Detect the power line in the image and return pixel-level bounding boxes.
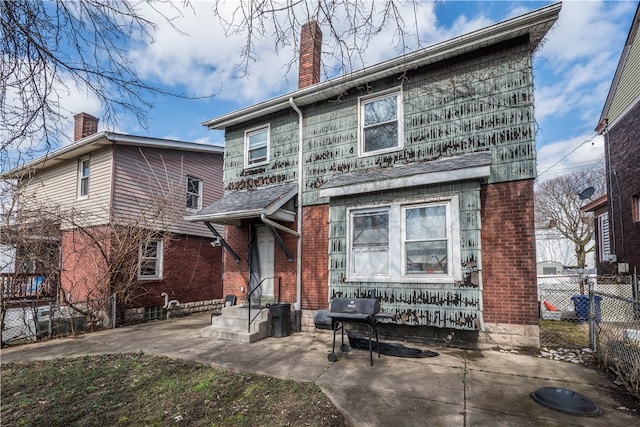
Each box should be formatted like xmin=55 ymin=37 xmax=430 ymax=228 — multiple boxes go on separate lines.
xmin=536 ymin=134 xmax=600 ymax=180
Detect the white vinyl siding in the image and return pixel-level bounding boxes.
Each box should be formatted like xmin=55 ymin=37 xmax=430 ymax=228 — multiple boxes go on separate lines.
xmin=17 ymin=148 xmax=112 ymax=228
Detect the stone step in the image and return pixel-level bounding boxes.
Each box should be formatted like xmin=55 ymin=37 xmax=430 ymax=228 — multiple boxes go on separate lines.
xmin=201 ymin=305 xmax=271 ymax=343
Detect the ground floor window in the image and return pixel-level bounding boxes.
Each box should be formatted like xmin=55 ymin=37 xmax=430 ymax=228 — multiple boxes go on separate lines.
xmin=347 ymin=197 xmax=460 ymax=283
xmin=138 ymin=239 xmax=163 ymax=280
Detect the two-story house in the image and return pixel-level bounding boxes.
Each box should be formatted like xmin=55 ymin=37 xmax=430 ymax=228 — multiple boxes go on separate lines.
xmin=188 ymin=4 xmax=561 ymax=349
xmin=2 ymin=113 xmax=225 ymax=323
xmin=592 ymin=2 xmax=640 ymax=279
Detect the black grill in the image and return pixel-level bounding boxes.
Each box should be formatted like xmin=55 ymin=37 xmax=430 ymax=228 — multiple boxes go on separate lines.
xmin=327 ymin=297 xmax=381 ymax=366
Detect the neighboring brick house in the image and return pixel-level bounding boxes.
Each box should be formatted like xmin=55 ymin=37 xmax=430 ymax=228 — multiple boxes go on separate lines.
xmin=2 ymin=113 xmax=225 ymax=321
xmin=188 ymin=4 xmax=561 ymax=349
xmin=594 ymin=3 xmax=640 ymax=278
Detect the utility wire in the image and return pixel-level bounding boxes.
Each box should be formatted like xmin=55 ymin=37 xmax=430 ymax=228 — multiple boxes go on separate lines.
xmin=536 ymin=134 xmax=599 ymax=180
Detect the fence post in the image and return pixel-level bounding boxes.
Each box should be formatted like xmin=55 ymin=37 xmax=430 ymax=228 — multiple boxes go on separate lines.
xmin=48 ymin=300 xmax=53 ymax=339
xmin=112 ymin=294 xmax=117 ymax=328
xmin=589 ymin=279 xmax=596 ymax=350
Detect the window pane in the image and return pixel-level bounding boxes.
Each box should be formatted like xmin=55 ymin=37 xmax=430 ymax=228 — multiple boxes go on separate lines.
xmin=248 ymin=146 xmax=267 ymax=162
xmin=81 ymin=159 xmax=90 ymax=177
xmin=80 ymin=177 xmax=89 ymax=197
xmin=142 ymin=241 xmax=158 ymax=258
xmin=353 ymin=211 xmax=388 ymax=245
xmin=351 ymin=210 xmax=389 ymax=276
xmin=364 ymin=122 xmax=398 ymax=152
xmin=352 ymin=247 xmax=389 ymax=275
xmin=406 ymin=206 xmax=446 ymax=240
xmin=248 ymin=131 xmax=267 ymax=150
xmin=139 ymin=260 xmax=157 ymax=276
xmin=364 ymin=96 xmax=397 ymax=126
xmin=187 ymin=194 xmax=198 ymax=209
xmin=187 ymin=178 xmax=200 ymax=194
xmin=405 ymin=241 xmax=447 ymax=274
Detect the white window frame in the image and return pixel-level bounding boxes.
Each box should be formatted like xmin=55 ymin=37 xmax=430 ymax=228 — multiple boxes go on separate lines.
xmin=186 ymin=176 xmax=203 ymax=211
xmin=244 ymin=124 xmax=270 ymax=168
xmin=346 ymin=197 xmax=461 ymax=283
xmin=597 ymin=212 xmax=611 ymax=261
xmin=138 ymin=239 xmax=163 ymax=280
xmin=349 ymin=207 xmax=391 ymax=278
xmin=358 ymin=87 xmax=404 ymax=157
xmin=77 ymin=157 xmax=90 ymax=199
xmin=633 ymin=195 xmax=640 ymax=223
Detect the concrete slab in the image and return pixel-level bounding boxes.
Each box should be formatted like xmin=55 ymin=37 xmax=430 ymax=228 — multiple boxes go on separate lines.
xmin=1 ymin=311 xmax=639 ymax=427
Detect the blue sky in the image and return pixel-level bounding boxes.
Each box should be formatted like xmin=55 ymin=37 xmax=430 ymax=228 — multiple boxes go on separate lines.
xmin=57 ymin=0 xmax=638 ymax=182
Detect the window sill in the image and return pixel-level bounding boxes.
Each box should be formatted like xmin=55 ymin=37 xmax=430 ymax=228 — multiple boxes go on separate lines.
xmin=346 ymin=276 xmax=457 ymax=285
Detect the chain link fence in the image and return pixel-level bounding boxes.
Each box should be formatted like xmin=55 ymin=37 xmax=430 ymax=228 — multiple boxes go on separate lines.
xmin=538 ymin=274 xmax=593 ymax=349
xmin=1 ymin=295 xmax=116 ymax=347
xmin=591 ymin=275 xmax=640 ymax=399
xmin=538 ymin=273 xmax=639 ymax=399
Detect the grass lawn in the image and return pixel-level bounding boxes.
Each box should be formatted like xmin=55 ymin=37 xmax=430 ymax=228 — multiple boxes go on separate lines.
xmin=1 ymin=353 xmax=348 ymax=426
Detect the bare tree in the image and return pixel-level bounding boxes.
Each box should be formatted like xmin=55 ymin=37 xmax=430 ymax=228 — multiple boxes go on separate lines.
xmin=1 ymin=0 xmax=189 ymax=162
xmin=211 ymin=0 xmax=425 ymax=78
xmin=535 ymin=169 xmax=606 ymax=269
xmin=2 ymin=0 xmax=429 ymax=166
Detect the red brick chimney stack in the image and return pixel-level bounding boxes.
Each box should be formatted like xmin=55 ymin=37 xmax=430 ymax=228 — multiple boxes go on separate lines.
xmin=73 ymin=112 xmax=99 ymax=141
xmin=298 ymin=21 xmax=322 ymax=89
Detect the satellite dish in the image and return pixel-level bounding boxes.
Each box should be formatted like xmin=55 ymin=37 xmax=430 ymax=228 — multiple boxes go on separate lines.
xmin=576 ymin=186 xmax=595 ymax=200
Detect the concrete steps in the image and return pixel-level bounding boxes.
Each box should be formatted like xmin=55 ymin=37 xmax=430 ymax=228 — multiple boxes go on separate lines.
xmin=201 ymin=305 xmax=271 ymax=343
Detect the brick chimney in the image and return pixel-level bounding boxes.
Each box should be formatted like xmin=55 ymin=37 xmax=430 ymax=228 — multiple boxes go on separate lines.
xmin=73 ymin=112 xmax=99 ymax=141
xmin=298 ymin=21 xmax=322 ymax=89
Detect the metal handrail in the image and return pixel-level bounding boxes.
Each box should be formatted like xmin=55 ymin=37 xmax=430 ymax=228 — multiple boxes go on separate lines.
xmin=246 ymin=277 xmax=273 ymax=333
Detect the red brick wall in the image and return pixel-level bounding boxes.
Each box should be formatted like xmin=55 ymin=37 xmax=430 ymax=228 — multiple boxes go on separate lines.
xmin=221 ymin=222 xmax=251 ymax=302
xmin=61 ymin=228 xmax=222 ymax=308
xmin=481 ymin=179 xmax=538 ymax=325
xmin=221 ymin=205 xmax=329 ymax=309
xmin=606 ymin=100 xmax=640 ymax=274
xmin=134 ymin=234 xmax=223 ymax=308
xmin=60 ymin=227 xmax=111 ymax=303
xmin=301 ymin=205 xmax=329 ymax=309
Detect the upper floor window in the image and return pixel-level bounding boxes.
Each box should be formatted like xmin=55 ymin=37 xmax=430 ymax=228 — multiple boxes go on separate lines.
xmin=77 ymin=157 xmax=90 ymax=199
xmin=359 ymin=89 xmax=403 ymax=156
xmin=245 ymin=124 xmax=270 ymax=167
xmin=347 ymin=198 xmax=460 ymax=282
xmin=186 ymin=176 xmax=202 ymax=210
xmin=138 ymin=239 xmax=163 ymax=280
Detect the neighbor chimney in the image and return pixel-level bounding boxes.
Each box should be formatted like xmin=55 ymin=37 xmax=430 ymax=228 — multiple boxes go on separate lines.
xmin=298 ymin=21 xmax=322 ymax=89
xmin=73 ymin=112 xmax=99 ymax=141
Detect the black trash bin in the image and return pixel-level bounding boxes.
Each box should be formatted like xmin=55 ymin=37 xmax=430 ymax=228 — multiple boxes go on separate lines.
xmin=268 ymin=303 xmax=291 ymax=337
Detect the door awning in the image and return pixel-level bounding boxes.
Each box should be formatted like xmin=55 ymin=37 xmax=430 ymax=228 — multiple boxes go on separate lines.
xmin=185 ymin=183 xmax=298 ymax=226
xmin=318 ymin=152 xmax=493 ymax=198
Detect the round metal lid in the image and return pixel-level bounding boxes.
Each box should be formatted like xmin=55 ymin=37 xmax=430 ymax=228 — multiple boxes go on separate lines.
xmin=530 ymin=387 xmax=602 ymax=416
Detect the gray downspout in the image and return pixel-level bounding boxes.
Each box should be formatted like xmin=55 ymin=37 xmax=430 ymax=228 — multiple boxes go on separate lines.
xmin=289 ymin=97 xmax=303 ymax=326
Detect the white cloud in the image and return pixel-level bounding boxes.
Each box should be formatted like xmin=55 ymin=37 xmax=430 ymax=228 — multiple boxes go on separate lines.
xmin=534 ymin=0 xmax=635 ymax=124
xmin=537 ymin=133 xmax=605 ymax=182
